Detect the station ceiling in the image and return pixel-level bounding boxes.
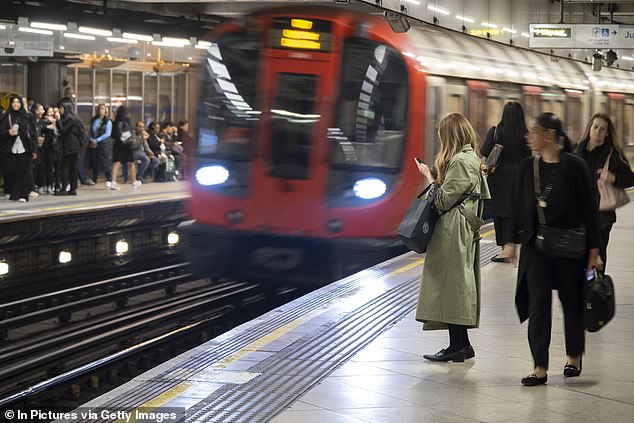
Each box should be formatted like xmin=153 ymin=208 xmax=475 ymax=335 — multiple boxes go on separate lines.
xmin=5 ymin=1 xmax=634 ymax=68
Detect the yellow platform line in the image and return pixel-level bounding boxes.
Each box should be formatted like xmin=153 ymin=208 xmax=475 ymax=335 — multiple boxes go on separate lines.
xmin=120 ymin=223 xmax=498 ymax=411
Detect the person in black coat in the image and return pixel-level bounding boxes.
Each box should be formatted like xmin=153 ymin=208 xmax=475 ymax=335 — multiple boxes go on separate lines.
xmin=509 ymin=113 xmax=601 ymax=386
xmin=481 ymin=101 xmax=531 ymax=262
xmin=0 ymin=95 xmax=37 ymax=201
xmin=110 ymin=105 xmax=137 ymax=189
xmin=55 ymin=97 xmax=82 ymax=195
xmin=574 ymin=113 xmax=634 ymax=269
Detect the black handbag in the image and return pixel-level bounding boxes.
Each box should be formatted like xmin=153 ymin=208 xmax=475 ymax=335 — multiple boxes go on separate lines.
xmin=584 ymin=271 xmax=615 ymax=332
xmin=532 ymin=157 xmax=586 ymax=259
xmin=397 ymin=185 xmax=439 ymax=254
xmin=484 ymin=127 xmax=504 ymax=174
xmin=397 ymin=182 xmax=479 ymax=254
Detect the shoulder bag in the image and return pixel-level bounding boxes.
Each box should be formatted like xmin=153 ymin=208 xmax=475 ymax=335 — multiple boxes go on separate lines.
xmin=484 ymin=127 xmax=504 ymax=174
xmin=397 ymin=181 xmax=479 ymax=254
xmin=532 ymin=156 xmax=586 ymax=259
xmin=584 ymin=270 xmax=615 ymax=332
xmin=597 ymin=149 xmax=630 ymax=211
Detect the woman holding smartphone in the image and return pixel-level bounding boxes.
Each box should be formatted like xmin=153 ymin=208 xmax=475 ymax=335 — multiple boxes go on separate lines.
xmin=414 ymin=113 xmax=490 ymax=362
xmin=510 ymin=112 xmax=601 ymax=386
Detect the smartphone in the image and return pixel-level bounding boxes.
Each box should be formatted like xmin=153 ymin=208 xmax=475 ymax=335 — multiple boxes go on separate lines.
xmin=415 ymin=157 xmax=424 ymax=164
xmin=585 ymin=267 xmax=595 ymax=281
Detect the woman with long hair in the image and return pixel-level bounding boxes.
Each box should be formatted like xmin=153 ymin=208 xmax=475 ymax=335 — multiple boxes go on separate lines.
xmin=415 ymin=113 xmax=490 ymax=362
xmin=575 ymin=113 xmax=633 ymax=268
xmin=511 ymin=112 xmax=601 ymax=386
xmin=111 ymin=105 xmax=138 ymax=190
xmin=481 ymin=101 xmax=531 ymax=262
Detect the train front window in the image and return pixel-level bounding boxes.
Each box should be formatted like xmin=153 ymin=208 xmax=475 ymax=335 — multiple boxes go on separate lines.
xmin=331 ymin=39 xmax=408 ymax=170
xmin=270 ymin=73 xmax=317 ymax=179
xmin=197 ymin=34 xmax=259 ymax=158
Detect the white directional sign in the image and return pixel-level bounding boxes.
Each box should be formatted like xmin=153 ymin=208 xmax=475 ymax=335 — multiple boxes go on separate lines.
xmin=530 ymin=24 xmax=634 ymax=49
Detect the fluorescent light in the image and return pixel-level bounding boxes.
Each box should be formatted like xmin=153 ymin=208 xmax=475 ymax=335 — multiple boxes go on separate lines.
xmin=0 ymin=24 xmax=7 ymax=30
xmin=31 ymin=21 xmax=67 ymax=31
xmin=107 ymin=37 xmax=137 ymax=44
xmin=482 ymin=22 xmax=498 ymax=29
xmin=404 ymin=0 xmax=421 ymax=5
xmin=155 ymin=37 xmax=190 ymax=46
xmin=621 ymin=56 xmax=634 ymax=61
xmin=428 ymin=5 xmax=449 ymax=15
xmin=456 ymin=15 xmax=475 ymax=23
xmin=78 ymin=26 xmax=112 ymax=37
xmin=521 ymin=32 xmax=531 ymax=38
xmin=64 ymin=32 xmax=95 ymax=40
xmin=122 ymin=32 xmax=153 ymax=42
xmin=503 ymin=27 xmax=517 ymax=34
xmin=195 ymin=41 xmax=212 ymax=49
xmin=19 ymin=27 xmax=53 ymax=35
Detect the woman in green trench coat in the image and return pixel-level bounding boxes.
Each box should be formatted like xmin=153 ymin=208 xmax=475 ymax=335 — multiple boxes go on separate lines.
xmin=415 ymin=113 xmax=490 ymax=362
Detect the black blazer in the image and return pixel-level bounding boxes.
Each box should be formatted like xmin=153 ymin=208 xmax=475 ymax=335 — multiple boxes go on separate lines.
xmin=511 ymin=152 xmax=600 ymax=249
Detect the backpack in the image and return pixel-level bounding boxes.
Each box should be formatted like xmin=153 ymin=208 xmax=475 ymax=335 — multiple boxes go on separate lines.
xmin=74 ymin=117 xmax=90 ymax=149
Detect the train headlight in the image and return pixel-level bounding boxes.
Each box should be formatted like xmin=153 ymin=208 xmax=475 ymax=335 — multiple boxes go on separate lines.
xmin=0 ymin=261 xmax=8 ymax=276
xmin=195 ymin=165 xmax=229 ymax=186
xmin=352 ymin=178 xmax=387 ymax=200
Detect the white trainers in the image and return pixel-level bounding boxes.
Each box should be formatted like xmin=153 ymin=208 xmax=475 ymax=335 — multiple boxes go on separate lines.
xmin=109 ymin=182 xmax=120 ymax=191
xmin=132 ymin=180 xmax=142 ymax=189
xmin=29 ymin=191 xmax=39 ymax=198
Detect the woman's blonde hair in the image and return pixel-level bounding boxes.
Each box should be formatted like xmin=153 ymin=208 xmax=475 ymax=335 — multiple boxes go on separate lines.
xmin=434 ymin=113 xmax=480 ymax=184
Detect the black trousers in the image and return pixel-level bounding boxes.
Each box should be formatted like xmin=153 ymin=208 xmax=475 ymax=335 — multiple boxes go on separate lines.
xmin=524 ymin=244 xmax=585 ymax=370
xmin=599 ymin=222 xmax=613 ymax=269
xmin=9 ymin=153 xmax=33 ymax=201
xmin=61 ymin=153 xmax=78 ymax=192
xmin=89 ymin=138 xmax=113 ymax=182
xmin=493 ymin=216 xmax=514 ymax=246
xmin=1 ymin=153 xmax=15 ymax=195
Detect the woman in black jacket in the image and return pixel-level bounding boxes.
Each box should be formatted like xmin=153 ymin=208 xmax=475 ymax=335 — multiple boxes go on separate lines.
xmin=510 ymin=113 xmax=601 ymax=386
xmin=481 ymin=101 xmax=531 ymax=262
xmin=110 ymin=106 xmax=137 ymax=190
xmin=0 ymin=95 xmax=36 ymax=201
xmin=55 ymin=97 xmax=82 ymax=195
xmin=575 ymin=113 xmax=634 ymax=268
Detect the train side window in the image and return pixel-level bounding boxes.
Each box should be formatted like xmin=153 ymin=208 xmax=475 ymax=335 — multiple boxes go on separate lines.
xmin=623 ymin=103 xmax=634 ymax=145
xmin=197 ymin=34 xmax=259 ymax=158
xmin=331 ymin=39 xmax=408 ymax=169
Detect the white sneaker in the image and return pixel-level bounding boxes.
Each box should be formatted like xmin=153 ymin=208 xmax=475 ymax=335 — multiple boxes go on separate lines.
xmin=106 ymin=181 xmax=112 ymax=189
xmin=29 ymin=191 xmax=39 ymax=198
xmin=132 ymin=180 xmax=142 ymax=189
xmin=109 ymin=182 xmax=120 ymax=191
xmin=18 ymin=198 xmax=27 ymax=202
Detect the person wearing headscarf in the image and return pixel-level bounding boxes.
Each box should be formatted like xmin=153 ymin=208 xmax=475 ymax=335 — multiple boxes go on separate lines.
xmin=0 ymin=95 xmax=37 ymax=201
xmin=110 ymin=105 xmax=139 ymax=190
xmin=55 ymin=97 xmax=82 ymax=195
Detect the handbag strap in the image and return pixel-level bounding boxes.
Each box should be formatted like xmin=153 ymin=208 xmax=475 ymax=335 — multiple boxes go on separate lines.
xmin=533 ymin=156 xmax=559 ymax=225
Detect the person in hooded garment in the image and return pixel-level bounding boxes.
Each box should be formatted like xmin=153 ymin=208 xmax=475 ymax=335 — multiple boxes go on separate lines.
xmin=110 ymin=105 xmax=138 ymax=190
xmin=0 ymin=95 xmax=37 ymax=201
xmin=55 ymin=97 xmax=82 ymax=195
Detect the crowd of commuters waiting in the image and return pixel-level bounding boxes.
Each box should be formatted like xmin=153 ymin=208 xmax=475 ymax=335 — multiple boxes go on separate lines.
xmin=0 ymin=95 xmax=189 ymax=202
xmin=415 ymin=103 xmax=633 ymax=388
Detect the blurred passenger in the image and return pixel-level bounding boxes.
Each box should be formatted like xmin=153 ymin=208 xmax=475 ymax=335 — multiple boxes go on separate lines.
xmin=111 ymin=105 xmax=137 ymax=190
xmin=482 ymin=101 xmax=531 ymax=263
xmin=89 ymin=104 xmax=114 ymax=187
xmin=176 ymin=120 xmax=190 ymax=179
xmin=575 ymin=113 xmax=634 ymax=268
xmin=55 ymin=97 xmax=82 ymax=195
xmin=33 ymin=103 xmax=53 ymax=193
xmin=51 ymin=107 xmax=63 ymax=192
xmin=41 ymin=106 xmax=60 ymax=193
xmin=415 ymin=113 xmax=490 ymax=362
xmin=0 ymin=95 xmax=37 ymax=201
xmin=510 ymin=112 xmax=601 ymax=386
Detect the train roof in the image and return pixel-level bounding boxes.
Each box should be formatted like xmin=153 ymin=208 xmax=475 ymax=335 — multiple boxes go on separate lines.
xmin=407 ymin=21 xmax=633 ymax=94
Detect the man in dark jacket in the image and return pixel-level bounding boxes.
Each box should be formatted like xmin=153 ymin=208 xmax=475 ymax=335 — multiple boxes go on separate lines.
xmin=55 ymin=97 xmax=82 ymax=195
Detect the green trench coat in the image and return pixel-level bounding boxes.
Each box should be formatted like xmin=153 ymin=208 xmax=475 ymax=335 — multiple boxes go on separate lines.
xmin=415 ymin=145 xmax=491 ymax=330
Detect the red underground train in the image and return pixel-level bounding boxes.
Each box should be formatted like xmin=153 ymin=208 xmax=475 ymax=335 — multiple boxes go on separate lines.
xmin=182 ymin=5 xmax=634 ymax=284
xmin=182 ymin=6 xmax=423 ymax=284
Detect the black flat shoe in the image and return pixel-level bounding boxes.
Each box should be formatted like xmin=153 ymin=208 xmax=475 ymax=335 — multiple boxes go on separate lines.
xmin=491 ymin=256 xmax=511 ymax=263
xmin=464 ymin=345 xmax=475 ymax=360
xmin=423 ymin=348 xmax=465 ymax=362
xmin=521 ymin=373 xmax=548 ymax=386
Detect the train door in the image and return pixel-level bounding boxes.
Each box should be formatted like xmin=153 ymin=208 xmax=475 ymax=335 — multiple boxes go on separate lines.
xmin=425 ymin=76 xmax=447 ymax=161
xmin=255 ymin=56 xmax=332 ymax=233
